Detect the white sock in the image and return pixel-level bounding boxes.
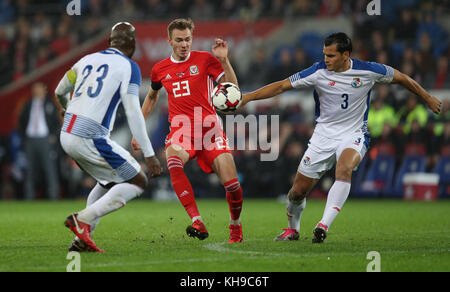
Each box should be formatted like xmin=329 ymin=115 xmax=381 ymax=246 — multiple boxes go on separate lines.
xmin=75 ymin=183 xmax=108 ymax=241
xmin=286 ymin=195 xmax=306 ymax=232
xmin=77 ymin=183 xmax=143 ymax=224
xmin=86 ymin=183 xmax=108 ymax=234
xmin=230 ymin=218 xmax=241 ymax=225
xmin=320 ymin=179 xmax=351 ymax=228
xmin=192 ymin=216 xmax=203 ymax=223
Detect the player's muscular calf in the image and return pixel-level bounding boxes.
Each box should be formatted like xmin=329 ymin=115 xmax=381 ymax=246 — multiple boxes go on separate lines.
xmin=212 ymin=153 xmax=238 ymax=184
xmin=289 ymin=172 xmax=318 ymax=201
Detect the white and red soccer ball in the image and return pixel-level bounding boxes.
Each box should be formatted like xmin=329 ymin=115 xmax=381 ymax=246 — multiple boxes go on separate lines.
xmin=211 ymin=82 xmax=242 ymax=113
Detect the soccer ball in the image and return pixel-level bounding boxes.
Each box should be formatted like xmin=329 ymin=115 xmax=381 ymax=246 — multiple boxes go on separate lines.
xmin=211 ymin=82 xmax=242 ymax=113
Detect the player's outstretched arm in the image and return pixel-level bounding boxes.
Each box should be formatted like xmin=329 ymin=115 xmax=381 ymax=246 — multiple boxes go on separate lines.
xmin=391 ymin=69 xmax=442 ymax=114
xmin=239 ymin=78 xmax=293 ymax=108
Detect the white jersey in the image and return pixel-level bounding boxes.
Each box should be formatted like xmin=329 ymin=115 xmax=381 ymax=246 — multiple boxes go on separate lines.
xmin=289 ymin=58 xmax=394 ymax=140
xmin=56 ymin=47 xmax=155 ymax=159
xmin=66 ymin=48 xmax=141 ymax=133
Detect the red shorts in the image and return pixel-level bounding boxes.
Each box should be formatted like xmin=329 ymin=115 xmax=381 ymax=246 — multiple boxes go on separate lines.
xmin=165 ymin=126 xmax=231 ymax=173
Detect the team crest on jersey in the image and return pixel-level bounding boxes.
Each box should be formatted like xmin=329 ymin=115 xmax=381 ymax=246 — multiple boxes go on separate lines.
xmin=354 ymin=137 xmax=361 ymax=146
xmin=189 ymin=65 xmax=199 ymax=75
xmin=351 ymin=78 xmax=362 ymax=88
xmin=303 ymin=156 xmax=311 ymax=166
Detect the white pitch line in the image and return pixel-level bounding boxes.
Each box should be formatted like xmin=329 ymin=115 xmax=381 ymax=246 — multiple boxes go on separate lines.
xmin=0 ymin=257 xmax=233 ymax=272
xmin=203 ymin=239 xmax=450 ymax=259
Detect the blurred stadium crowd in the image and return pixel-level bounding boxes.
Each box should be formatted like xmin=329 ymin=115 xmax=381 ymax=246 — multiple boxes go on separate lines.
xmin=0 ymin=0 xmax=449 ymax=200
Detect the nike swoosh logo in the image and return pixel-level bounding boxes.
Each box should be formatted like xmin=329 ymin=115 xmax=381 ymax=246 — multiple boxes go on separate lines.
xmin=72 ymin=215 xmax=84 ymax=235
xmin=76 ymin=226 xmax=84 ymax=235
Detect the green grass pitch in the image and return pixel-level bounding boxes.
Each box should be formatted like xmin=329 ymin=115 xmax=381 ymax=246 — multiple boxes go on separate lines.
xmin=0 ymin=198 xmax=448 ymax=272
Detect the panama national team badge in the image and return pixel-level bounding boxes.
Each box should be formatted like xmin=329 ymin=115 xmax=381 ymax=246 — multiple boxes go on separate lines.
xmin=351 ymin=77 xmax=362 ymax=88
xmin=303 ymin=156 xmax=311 ymax=166
xmin=189 ymin=65 xmax=199 ymax=75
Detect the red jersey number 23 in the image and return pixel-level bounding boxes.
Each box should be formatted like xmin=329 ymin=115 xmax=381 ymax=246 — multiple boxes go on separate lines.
xmin=173 ymin=81 xmax=191 ymax=98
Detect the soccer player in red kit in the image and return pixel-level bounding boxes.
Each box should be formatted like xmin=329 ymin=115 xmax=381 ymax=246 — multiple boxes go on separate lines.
xmin=132 ymin=18 xmax=243 ymax=243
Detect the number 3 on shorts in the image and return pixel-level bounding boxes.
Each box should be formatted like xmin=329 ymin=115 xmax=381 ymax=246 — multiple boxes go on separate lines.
xmin=341 ymin=93 xmax=349 ymax=109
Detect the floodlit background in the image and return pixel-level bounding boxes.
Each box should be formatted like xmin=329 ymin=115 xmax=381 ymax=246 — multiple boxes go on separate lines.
xmin=0 ymin=0 xmax=449 ymax=201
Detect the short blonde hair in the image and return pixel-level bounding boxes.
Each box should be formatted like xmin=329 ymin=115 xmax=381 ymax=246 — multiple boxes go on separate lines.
xmin=167 ymin=18 xmax=194 ymax=39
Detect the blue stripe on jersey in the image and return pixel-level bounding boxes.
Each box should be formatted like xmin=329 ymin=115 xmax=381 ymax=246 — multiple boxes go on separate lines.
xmin=129 ymin=60 xmax=141 ymax=86
xmin=313 ymin=90 xmax=320 ymax=119
xmin=352 ymin=59 xmax=387 ymax=75
xmin=362 ymin=90 xmax=371 ymax=150
xmin=364 ymin=90 xmax=372 ymax=122
xmin=100 ymin=48 xmax=142 ymax=87
xmin=290 ymin=61 xmax=326 ymax=83
xmin=93 ymin=138 xmax=139 ymax=180
xmin=93 ymin=138 xmax=126 ymax=169
xmin=363 ymin=132 xmax=370 ymax=150
xmin=102 ymin=84 xmax=121 ymax=129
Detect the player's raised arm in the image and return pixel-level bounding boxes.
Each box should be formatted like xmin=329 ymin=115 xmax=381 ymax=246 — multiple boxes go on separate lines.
xmin=240 ymin=78 xmax=293 ymax=108
xmin=391 ymin=68 xmax=442 ymax=114
xmin=212 ymin=38 xmax=238 ymax=86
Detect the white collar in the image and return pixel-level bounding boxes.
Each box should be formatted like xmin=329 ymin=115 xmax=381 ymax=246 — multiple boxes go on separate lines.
xmin=170 ymin=52 xmax=191 ymax=63
xmin=108 ymin=47 xmax=125 ymax=56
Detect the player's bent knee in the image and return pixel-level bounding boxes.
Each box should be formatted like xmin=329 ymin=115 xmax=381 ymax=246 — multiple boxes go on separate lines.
xmin=335 ymin=165 xmax=353 ymax=180
xmin=166 ymin=145 xmax=189 ymax=164
xmin=128 ymin=171 xmax=148 ymax=190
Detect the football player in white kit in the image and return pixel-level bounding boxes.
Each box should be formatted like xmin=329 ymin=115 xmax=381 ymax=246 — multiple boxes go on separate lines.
xmin=55 ymin=23 xmax=163 ymax=252
xmin=240 ymin=33 xmax=442 ymax=243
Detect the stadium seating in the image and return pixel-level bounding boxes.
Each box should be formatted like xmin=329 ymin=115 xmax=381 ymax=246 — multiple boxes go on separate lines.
xmin=434 ymin=156 xmax=450 ymax=198
xmin=297 ymin=32 xmax=324 ymax=62
xmin=404 ymin=142 xmax=426 ymax=156
xmin=391 ymin=155 xmax=427 ymax=197
xmin=350 ymin=156 xmax=368 ymax=196
xmin=391 ymin=42 xmax=405 ymax=64
xmin=358 ymin=155 xmax=396 ymax=197
xmin=270 ymin=45 xmax=295 ymax=66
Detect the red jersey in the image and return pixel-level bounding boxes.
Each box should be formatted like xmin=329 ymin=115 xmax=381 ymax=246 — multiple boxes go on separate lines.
xmin=151 ymin=51 xmax=225 ymax=125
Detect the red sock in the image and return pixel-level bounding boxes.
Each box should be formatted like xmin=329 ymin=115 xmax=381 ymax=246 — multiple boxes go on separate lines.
xmin=167 ymin=156 xmax=200 ymax=220
xmin=224 ymin=178 xmax=243 ymax=222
